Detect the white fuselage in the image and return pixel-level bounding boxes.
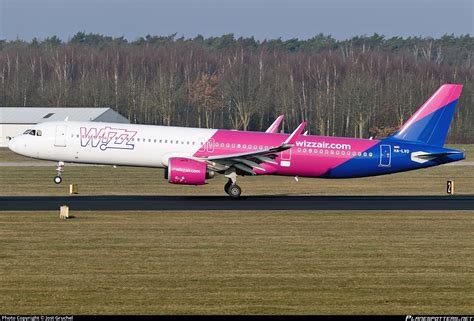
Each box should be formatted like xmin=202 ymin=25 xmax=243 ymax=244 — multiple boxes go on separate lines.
xmin=9 ymin=121 xmax=217 ymax=167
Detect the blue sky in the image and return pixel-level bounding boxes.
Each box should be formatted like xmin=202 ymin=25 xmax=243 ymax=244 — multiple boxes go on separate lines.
xmin=0 ymin=0 xmax=472 ymax=41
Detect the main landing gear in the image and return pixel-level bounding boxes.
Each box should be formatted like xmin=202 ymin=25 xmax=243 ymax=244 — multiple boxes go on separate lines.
xmin=224 ymin=169 xmax=241 ymax=199
xmin=53 ymin=161 xmax=64 ymax=184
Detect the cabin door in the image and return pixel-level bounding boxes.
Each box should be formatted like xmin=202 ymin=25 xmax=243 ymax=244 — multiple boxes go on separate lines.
xmin=54 ymin=125 xmax=67 ymax=147
xmin=379 ymin=144 xmax=391 ymax=167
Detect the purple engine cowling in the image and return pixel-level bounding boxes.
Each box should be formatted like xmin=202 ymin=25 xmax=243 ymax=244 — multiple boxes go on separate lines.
xmin=168 ymin=157 xmax=207 ymax=185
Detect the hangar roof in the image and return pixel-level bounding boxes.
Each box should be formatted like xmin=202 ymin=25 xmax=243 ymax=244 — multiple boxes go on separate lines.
xmin=0 ymin=107 xmax=129 ymax=124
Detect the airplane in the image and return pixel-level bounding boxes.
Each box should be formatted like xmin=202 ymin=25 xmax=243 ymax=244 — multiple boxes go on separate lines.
xmin=7 ymin=84 xmax=465 ymax=198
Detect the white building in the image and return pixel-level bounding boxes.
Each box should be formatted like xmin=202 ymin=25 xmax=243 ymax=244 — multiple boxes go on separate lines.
xmin=0 ymin=107 xmax=129 ymax=147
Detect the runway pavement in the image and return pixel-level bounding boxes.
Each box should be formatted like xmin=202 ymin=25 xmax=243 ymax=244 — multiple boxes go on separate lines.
xmin=0 ymin=195 xmax=473 ymax=211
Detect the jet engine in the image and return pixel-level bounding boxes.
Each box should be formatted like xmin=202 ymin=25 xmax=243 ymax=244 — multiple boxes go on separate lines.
xmin=167 ymin=157 xmax=210 ymax=185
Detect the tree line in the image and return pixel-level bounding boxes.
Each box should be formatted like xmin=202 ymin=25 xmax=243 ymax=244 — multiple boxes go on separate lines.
xmin=0 ymin=33 xmax=473 ymax=142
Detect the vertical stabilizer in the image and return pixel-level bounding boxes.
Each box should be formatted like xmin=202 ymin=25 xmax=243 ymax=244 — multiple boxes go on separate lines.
xmin=391 ymin=84 xmax=463 ymax=146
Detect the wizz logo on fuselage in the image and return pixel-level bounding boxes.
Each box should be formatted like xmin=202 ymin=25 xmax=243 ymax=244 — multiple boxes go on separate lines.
xmin=80 ymin=127 xmax=137 ymax=151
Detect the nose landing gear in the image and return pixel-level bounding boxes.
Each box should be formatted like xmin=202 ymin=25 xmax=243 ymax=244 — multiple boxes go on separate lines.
xmin=54 ymin=161 xmax=65 ymax=184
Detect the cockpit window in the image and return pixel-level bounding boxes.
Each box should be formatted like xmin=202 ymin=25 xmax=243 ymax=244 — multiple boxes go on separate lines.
xmin=36 ymin=130 xmax=42 ymax=136
xmin=23 ymin=129 xmax=31 ymax=134
xmin=28 ymin=130 xmax=36 ymax=136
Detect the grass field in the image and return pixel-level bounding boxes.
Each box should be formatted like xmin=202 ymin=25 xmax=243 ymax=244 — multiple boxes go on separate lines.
xmin=0 ymin=210 xmax=472 ymax=314
xmin=0 ymin=146 xmax=473 ymax=196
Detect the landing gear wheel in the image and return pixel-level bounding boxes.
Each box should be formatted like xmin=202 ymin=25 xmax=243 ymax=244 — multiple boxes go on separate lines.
xmin=224 ymin=180 xmax=232 ymax=194
xmin=228 ymin=184 xmax=241 ymax=199
xmin=54 ymin=161 xmax=65 ymax=185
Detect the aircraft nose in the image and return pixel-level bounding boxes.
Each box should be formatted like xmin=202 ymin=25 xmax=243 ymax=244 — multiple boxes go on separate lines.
xmin=8 ymin=137 xmax=19 ymax=153
xmin=8 ymin=137 xmax=16 ymax=151
xmin=8 ymin=136 xmax=23 ymax=155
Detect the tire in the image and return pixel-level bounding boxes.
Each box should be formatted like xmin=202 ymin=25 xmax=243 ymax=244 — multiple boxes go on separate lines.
xmin=228 ymin=184 xmax=241 ymax=199
xmin=54 ymin=176 xmax=62 ymax=184
xmin=224 ymin=180 xmax=232 ymax=194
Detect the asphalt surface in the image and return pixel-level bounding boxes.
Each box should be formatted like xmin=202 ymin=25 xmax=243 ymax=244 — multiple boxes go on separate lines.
xmin=0 ymin=195 xmax=473 ymax=211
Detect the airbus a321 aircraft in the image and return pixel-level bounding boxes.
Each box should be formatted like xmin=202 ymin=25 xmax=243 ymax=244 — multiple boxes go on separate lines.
xmin=8 ymin=84 xmax=465 ymax=198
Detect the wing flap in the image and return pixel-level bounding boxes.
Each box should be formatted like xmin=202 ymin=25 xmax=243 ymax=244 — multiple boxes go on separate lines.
xmin=232 ymin=158 xmax=265 ymax=171
xmin=233 ymin=163 xmax=257 ymax=175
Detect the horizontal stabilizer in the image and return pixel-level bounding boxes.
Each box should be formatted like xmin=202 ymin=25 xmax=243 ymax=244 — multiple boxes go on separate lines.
xmin=411 ymin=151 xmax=460 ymax=163
xmin=417 ymin=152 xmax=457 ymax=159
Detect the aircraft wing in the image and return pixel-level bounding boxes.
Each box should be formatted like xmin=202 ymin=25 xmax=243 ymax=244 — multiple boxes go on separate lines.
xmin=198 ymin=122 xmax=306 ymax=175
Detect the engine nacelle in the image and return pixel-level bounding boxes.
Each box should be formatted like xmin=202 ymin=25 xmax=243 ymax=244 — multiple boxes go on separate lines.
xmin=167 ymin=157 xmax=207 ymax=185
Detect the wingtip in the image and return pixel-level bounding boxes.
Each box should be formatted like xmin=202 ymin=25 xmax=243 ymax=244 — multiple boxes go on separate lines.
xmin=265 ymin=114 xmax=285 ymax=133
xmin=283 ymin=121 xmax=306 ymax=145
